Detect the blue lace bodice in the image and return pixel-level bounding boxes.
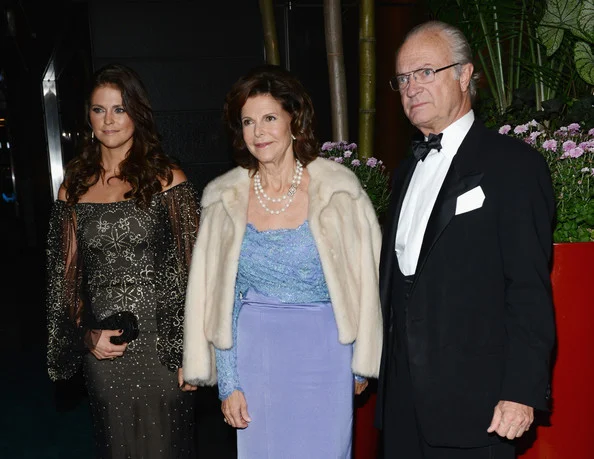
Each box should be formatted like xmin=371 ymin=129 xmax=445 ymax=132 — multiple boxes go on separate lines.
xmin=215 ymin=221 xmax=331 ymax=399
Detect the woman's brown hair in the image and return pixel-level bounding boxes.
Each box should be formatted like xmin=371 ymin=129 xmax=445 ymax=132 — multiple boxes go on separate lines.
xmin=223 ymin=64 xmax=319 ymax=172
xmin=62 ymin=63 xmax=175 ymax=207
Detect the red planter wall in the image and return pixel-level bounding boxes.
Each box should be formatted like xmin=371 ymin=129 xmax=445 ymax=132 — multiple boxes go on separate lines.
xmin=354 ymin=242 xmax=594 ymax=458
xmin=518 ymin=242 xmax=594 ymax=458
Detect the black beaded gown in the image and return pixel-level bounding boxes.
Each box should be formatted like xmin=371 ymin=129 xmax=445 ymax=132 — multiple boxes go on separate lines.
xmin=46 ymin=181 xmax=200 ymax=459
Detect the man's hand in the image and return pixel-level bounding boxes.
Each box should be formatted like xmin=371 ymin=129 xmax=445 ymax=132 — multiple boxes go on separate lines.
xmin=487 ymin=400 xmax=534 ymax=439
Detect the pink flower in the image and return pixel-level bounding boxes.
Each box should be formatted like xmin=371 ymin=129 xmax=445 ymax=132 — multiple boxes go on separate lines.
xmin=588 ymin=128 xmax=594 ymax=136
xmin=579 ymin=140 xmax=594 ymax=152
xmin=514 ymin=124 xmax=529 ymax=135
xmin=554 ymin=127 xmax=569 ymax=138
xmin=561 ymin=141 xmax=583 ymax=158
xmin=351 ymin=159 xmax=361 ymax=166
xmin=344 ymin=150 xmax=353 ymax=158
xmin=366 ymin=157 xmax=378 ymax=167
xmin=567 ymin=123 xmax=581 ymax=133
xmin=542 ymin=139 xmax=557 ymax=151
xmin=499 ymin=125 xmax=511 ymax=135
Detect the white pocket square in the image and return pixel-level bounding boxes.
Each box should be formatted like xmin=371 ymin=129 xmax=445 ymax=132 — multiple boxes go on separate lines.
xmin=455 ymin=186 xmax=485 ymax=215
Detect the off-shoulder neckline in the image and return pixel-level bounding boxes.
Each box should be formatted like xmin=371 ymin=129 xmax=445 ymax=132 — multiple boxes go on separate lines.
xmin=56 ymin=181 xmax=191 ymax=205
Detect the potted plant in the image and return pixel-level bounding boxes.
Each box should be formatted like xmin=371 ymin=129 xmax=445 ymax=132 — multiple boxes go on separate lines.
xmin=498 ymin=120 xmax=594 ymax=242
xmin=319 ymin=140 xmax=392 ymax=222
xmin=498 ymin=120 xmax=594 ymax=459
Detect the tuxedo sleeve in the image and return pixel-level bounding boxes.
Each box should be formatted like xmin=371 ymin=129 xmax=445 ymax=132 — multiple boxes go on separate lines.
xmin=498 ymin=146 xmax=556 ymax=411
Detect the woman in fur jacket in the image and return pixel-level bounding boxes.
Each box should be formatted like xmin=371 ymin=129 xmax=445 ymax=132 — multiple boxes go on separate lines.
xmin=182 ymin=64 xmax=382 ymax=459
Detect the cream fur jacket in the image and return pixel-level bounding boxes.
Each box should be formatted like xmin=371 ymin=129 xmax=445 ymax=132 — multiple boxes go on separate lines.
xmin=183 ymin=157 xmax=383 ymax=386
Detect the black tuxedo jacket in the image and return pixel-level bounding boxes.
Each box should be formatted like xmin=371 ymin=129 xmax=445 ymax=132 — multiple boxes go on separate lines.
xmin=375 ymin=120 xmax=556 ymax=448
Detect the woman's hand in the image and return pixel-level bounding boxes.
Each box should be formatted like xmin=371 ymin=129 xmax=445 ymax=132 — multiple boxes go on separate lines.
xmin=86 ymin=329 xmax=127 ymax=360
xmin=177 ymin=368 xmax=198 ymax=392
xmin=355 ymin=378 xmax=369 ymax=395
xmin=222 ymin=390 xmax=251 ymax=429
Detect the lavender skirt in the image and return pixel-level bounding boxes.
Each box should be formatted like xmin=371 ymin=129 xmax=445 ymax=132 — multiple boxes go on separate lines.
xmin=236 ymin=289 xmax=353 ymax=459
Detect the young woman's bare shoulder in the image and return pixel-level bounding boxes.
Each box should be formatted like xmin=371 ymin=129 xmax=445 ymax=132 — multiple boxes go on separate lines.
xmin=162 ymin=168 xmax=188 ymax=191
xmin=57 ymin=184 xmax=68 ymax=201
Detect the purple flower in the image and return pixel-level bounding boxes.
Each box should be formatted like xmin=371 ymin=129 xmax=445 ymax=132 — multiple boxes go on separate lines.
xmin=351 ymin=159 xmax=361 ymax=166
xmin=334 ymin=157 xmax=344 ymax=163
xmin=346 ymin=143 xmax=357 ymax=150
xmin=588 ymin=128 xmax=594 ymax=136
xmin=554 ymin=128 xmax=569 ymax=138
xmin=514 ymin=124 xmax=529 ymax=135
xmin=567 ymin=123 xmax=581 ymax=133
xmin=579 ymin=140 xmax=594 ymax=152
xmin=562 ymin=140 xmax=577 ymax=152
xmin=542 ymin=139 xmax=557 ymax=151
xmin=499 ymin=125 xmax=511 ymax=135
xmin=321 ymin=141 xmax=334 ymax=151
xmin=344 ymin=150 xmax=353 ymax=158
xmin=366 ymin=157 xmax=378 ymax=168
xmin=560 ymin=141 xmax=583 ymax=158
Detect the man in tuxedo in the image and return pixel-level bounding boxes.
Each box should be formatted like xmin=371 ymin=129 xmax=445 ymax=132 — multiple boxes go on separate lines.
xmin=375 ymin=20 xmax=556 ymax=458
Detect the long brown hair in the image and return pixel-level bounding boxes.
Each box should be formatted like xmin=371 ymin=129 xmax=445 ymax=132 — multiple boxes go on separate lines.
xmin=62 ymin=63 xmax=175 ymax=207
xmin=223 ymin=64 xmax=319 ymax=172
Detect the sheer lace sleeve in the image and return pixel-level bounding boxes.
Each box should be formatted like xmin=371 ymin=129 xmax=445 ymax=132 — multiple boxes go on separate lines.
xmin=215 ymin=294 xmax=243 ymax=400
xmin=46 ymin=201 xmax=86 ymax=381
xmin=156 ymin=181 xmax=201 ymax=370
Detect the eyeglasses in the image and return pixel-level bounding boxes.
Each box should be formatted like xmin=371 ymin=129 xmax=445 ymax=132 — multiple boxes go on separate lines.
xmin=389 ymin=63 xmax=460 ymax=92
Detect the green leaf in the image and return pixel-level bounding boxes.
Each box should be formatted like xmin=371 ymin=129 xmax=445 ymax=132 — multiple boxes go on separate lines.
xmin=540 ymin=0 xmax=583 ymax=31
xmin=574 ymin=42 xmax=594 ymax=85
xmin=578 ymin=0 xmax=594 ymax=42
xmin=538 ymin=24 xmax=565 ymax=56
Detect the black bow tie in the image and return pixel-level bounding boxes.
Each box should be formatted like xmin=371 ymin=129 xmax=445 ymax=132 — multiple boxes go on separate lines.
xmin=412 ymin=133 xmax=443 ymax=161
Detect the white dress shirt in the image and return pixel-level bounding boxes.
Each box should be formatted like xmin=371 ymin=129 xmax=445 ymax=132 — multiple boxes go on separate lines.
xmin=395 ymin=110 xmax=475 ymax=275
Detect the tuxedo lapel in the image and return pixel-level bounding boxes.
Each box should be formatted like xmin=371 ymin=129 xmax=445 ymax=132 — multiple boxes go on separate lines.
xmin=414 ymin=122 xmax=484 ymax=283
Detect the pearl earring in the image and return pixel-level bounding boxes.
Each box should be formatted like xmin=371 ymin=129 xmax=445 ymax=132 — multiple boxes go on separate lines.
xmin=91 ymin=131 xmax=95 ymax=140
xmin=291 ymin=134 xmax=296 ymax=141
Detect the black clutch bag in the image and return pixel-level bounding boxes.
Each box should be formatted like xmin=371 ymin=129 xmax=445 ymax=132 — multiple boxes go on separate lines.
xmin=97 ymin=311 xmax=139 ymax=344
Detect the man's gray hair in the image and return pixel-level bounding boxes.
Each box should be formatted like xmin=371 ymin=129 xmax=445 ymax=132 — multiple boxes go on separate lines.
xmin=399 ymin=20 xmax=480 ymax=102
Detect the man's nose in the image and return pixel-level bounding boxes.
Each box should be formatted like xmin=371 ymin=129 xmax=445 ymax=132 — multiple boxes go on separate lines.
xmin=406 ymin=77 xmax=422 ymax=96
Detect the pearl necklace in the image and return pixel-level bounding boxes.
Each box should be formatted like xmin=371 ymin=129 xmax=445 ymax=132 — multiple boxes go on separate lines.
xmin=254 ymin=160 xmax=303 ymax=215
